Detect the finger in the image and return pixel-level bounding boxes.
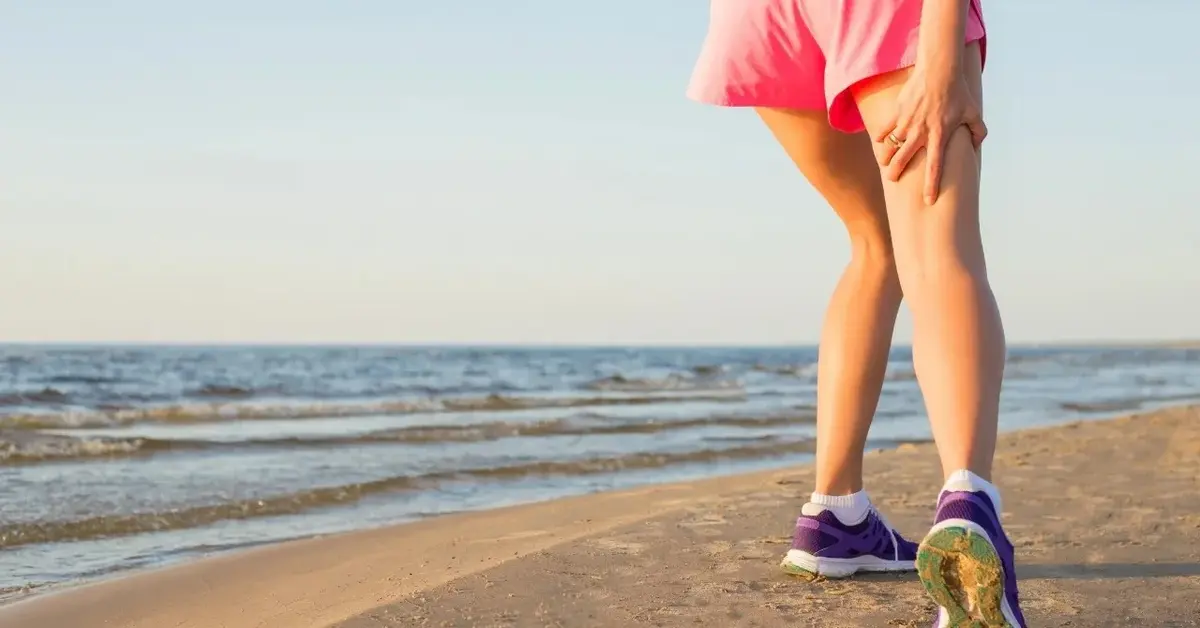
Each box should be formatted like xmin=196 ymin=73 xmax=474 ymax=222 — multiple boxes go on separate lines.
xmin=924 ymin=130 xmax=944 ymax=204
xmin=890 ymin=113 xmax=913 ymax=144
xmin=878 ymin=129 xmax=902 ymax=167
xmin=871 ymin=111 xmax=900 ymax=145
xmin=885 ymin=130 xmax=923 ymax=182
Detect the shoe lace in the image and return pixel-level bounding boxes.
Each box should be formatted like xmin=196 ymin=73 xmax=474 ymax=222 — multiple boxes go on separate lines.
xmin=870 ymin=505 xmax=897 ymax=531
xmin=870 ymin=506 xmax=904 ymax=561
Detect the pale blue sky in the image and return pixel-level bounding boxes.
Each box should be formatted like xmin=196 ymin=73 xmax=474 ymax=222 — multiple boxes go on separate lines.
xmin=3 ymin=1 xmax=1197 ymax=345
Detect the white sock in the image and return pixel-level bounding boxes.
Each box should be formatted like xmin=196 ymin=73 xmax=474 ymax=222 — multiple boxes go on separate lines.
xmin=942 ymin=469 xmax=1003 ymax=513
xmin=803 ymin=490 xmax=872 ymax=524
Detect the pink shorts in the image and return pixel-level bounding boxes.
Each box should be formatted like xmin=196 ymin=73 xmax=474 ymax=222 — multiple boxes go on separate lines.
xmin=687 ymin=0 xmax=987 ymax=133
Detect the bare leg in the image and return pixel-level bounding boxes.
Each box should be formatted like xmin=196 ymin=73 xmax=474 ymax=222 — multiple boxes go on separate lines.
xmin=851 ymin=42 xmax=1004 ymax=480
xmin=757 ymin=108 xmax=903 ymax=495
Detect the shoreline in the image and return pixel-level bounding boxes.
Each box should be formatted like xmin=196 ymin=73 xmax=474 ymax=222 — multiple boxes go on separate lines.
xmin=3 ymin=403 xmax=1198 ymax=627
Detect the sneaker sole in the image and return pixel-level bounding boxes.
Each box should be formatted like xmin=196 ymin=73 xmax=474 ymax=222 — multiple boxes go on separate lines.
xmin=781 ymin=549 xmax=915 ymax=579
xmin=917 ymin=521 xmax=1022 ymax=627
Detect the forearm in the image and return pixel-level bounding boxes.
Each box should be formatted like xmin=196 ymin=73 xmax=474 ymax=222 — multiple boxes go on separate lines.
xmin=916 ymin=0 xmax=970 ymax=79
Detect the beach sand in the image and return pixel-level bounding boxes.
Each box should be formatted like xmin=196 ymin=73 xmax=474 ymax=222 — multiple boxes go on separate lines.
xmin=3 ymin=405 xmax=1198 ymax=627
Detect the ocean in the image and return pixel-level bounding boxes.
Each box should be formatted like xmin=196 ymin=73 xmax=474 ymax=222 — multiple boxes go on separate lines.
xmin=2 ymin=344 xmax=1198 ymax=600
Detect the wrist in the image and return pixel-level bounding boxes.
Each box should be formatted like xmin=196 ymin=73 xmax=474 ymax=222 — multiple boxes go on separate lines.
xmin=916 ymin=0 xmax=968 ymax=77
xmin=916 ymin=52 xmax=961 ymax=82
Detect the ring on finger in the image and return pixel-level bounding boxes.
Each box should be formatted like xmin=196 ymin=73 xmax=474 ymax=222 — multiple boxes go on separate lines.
xmin=886 ymin=133 xmax=903 ymax=149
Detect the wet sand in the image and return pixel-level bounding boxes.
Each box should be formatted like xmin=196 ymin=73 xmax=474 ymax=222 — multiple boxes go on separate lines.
xmin=3 ymin=404 xmax=1198 ymax=627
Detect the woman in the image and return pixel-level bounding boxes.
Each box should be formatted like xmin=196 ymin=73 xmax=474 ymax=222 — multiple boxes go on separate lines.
xmin=689 ymin=1 xmax=1024 ymax=626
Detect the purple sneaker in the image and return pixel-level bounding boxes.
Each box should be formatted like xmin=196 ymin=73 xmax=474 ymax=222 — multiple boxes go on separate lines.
xmin=918 ymin=489 xmax=1027 ymax=628
xmin=780 ymin=504 xmax=918 ymax=578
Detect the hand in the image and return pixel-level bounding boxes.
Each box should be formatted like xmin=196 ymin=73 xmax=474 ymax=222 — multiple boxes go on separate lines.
xmin=874 ymin=65 xmax=987 ymax=204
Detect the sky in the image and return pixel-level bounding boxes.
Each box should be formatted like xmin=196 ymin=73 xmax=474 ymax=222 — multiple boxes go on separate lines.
xmin=3 ymin=1 xmax=1198 ymax=345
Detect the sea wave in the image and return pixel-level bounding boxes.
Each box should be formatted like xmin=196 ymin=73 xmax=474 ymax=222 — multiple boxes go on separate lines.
xmin=0 ymin=582 xmax=47 ymax=604
xmin=0 ymin=437 xmax=817 ymax=549
xmin=0 ymin=388 xmax=70 ymax=406
xmin=582 ymin=373 xmax=740 ymax=393
xmin=0 ymin=412 xmax=812 ymax=465
xmin=751 ymin=363 xmax=816 ymax=377
xmin=1058 ymin=391 xmax=1200 ymax=414
xmin=190 ymin=384 xmax=261 ymax=398
xmin=0 ymin=431 xmax=149 ymax=464
xmin=0 ymin=390 xmax=748 ymax=430
xmin=42 ymin=375 xmax=130 ymax=385
xmin=1059 ymin=400 xmax=1144 ymax=413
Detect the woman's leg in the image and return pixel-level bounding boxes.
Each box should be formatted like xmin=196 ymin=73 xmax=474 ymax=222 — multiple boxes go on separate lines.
xmin=852 ymin=41 xmax=1026 ymax=626
xmin=850 ymin=42 xmax=1004 ymax=481
xmin=756 ymin=108 xmax=903 ymax=495
xmin=764 ymin=109 xmax=922 ymax=579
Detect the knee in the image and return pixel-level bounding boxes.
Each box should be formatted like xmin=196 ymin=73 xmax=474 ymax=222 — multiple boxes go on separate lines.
xmin=845 ymin=222 xmax=897 ymax=276
xmin=890 ymin=247 xmax=990 ymax=308
xmin=890 ymin=225 xmax=987 ymax=284
xmin=845 ymin=227 xmax=901 ymax=296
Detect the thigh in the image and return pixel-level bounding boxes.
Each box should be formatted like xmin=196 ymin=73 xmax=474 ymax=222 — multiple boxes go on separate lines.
xmin=850 ymin=43 xmax=987 ymax=275
xmin=852 ymin=42 xmax=985 ymax=164
xmin=756 ymin=107 xmax=891 ymax=239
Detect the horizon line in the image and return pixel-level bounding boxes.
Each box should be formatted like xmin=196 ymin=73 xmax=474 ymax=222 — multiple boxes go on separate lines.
xmin=1 ymin=339 xmax=1196 ymax=349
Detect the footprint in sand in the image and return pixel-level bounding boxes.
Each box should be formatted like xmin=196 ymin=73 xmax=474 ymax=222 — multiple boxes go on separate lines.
xmin=680 ymin=513 xmax=728 ymax=527
xmin=700 ymin=540 xmax=734 ymax=556
xmin=1019 ymin=583 xmax=1083 ymax=617
xmin=474 ymin=529 xmax=551 ymax=544
xmin=587 ymin=537 xmax=646 ymax=554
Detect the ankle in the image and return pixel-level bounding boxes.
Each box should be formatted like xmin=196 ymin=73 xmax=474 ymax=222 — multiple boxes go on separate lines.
xmin=814 ymin=470 xmax=864 ymax=496
xmin=942 ymin=458 xmax=992 ymax=482
xmin=813 ymin=481 xmax=864 ymax=496
xmin=806 ymin=489 xmax=872 ymax=524
xmin=942 ymin=469 xmax=1002 ymax=512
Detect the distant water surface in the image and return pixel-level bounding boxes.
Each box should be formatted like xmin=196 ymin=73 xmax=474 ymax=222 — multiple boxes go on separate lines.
xmin=1 ymin=344 xmax=1197 ymax=599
